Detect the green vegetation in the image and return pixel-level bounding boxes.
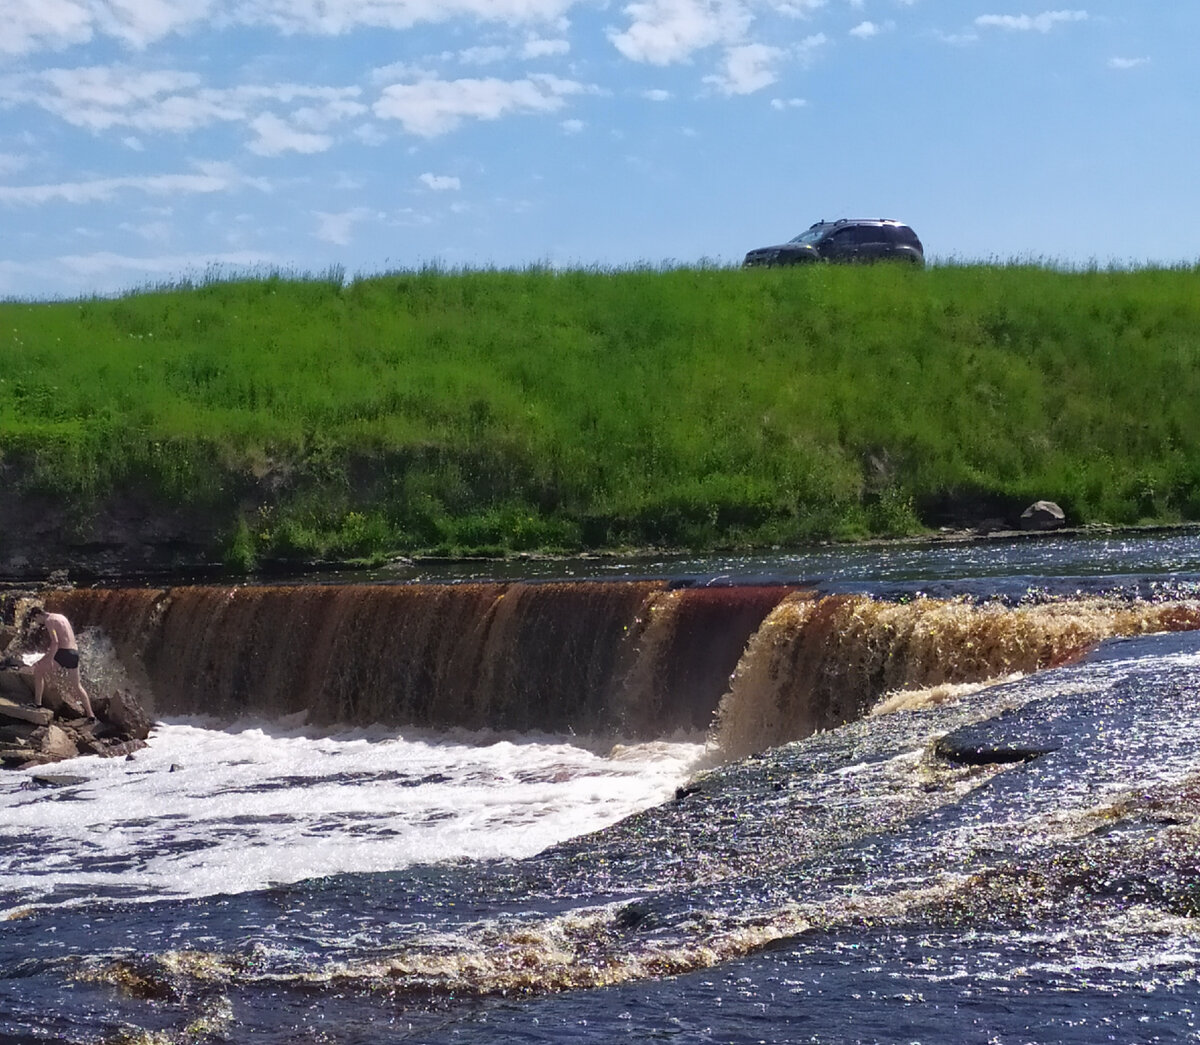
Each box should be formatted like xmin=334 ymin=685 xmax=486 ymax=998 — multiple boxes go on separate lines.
xmin=2 ymin=262 xmax=1199 ymax=568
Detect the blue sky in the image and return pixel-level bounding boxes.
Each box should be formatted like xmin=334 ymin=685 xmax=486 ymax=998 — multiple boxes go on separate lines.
xmin=0 ymin=1 xmax=1194 ymax=300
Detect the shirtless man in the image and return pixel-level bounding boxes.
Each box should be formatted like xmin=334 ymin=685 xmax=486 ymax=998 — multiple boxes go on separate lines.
xmin=29 ymin=607 xmax=95 ymax=718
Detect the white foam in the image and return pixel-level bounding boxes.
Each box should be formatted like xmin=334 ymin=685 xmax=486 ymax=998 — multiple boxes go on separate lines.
xmin=0 ymin=718 xmax=709 ymax=910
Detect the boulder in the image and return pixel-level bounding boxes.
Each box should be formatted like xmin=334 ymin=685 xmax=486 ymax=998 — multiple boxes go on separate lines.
xmin=0 ymin=694 xmax=53 ymax=727
xmin=0 ymin=676 xmax=155 ymax=769
xmin=1020 ymin=500 xmax=1066 ymax=531
xmin=30 ymin=723 xmax=79 ymax=763
xmin=99 ymin=689 xmax=153 ymax=741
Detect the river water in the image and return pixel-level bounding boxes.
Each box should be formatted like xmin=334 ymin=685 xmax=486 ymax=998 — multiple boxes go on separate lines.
xmin=3 ymin=530 xmax=1200 ymax=1043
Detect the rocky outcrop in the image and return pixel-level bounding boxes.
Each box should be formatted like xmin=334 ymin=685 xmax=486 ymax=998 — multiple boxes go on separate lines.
xmin=0 ymin=669 xmax=153 ymax=769
xmin=1020 ymin=500 xmax=1066 ymax=531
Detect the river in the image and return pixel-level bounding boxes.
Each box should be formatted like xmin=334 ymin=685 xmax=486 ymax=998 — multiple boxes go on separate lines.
xmin=3 ymin=530 xmax=1200 ymax=1043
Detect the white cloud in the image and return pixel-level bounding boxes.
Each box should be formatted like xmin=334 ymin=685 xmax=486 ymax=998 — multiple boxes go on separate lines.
xmin=56 ymin=249 xmax=274 ymax=279
xmin=704 ymin=43 xmax=783 ymax=95
xmin=247 ymin=112 xmax=333 ymax=155
xmin=1 ymin=0 xmax=211 ymax=56
xmin=352 ymin=123 xmax=387 ymax=146
xmin=793 ymin=32 xmax=828 ymax=63
xmin=560 ymin=117 xmax=584 ymax=132
xmin=1108 ymin=56 xmax=1149 ymax=70
xmin=373 ymin=74 xmax=588 ymax=136
xmin=3 ymin=0 xmax=580 ymax=57
xmin=522 ymin=36 xmax=570 ymax=58
xmin=418 ymin=172 xmax=461 ymax=190
xmin=237 ymin=0 xmax=576 ymax=35
xmin=0 ymin=163 xmax=264 ymax=206
xmin=118 ymin=218 xmax=172 ymax=242
xmin=608 ymin=0 xmax=753 ymax=65
xmin=766 ymin=0 xmax=826 ymax=13
xmin=2 ymin=66 xmax=365 ymax=140
xmin=770 ymin=96 xmax=806 ymax=109
xmin=3 ymin=0 xmax=93 ymax=56
xmin=0 ymin=153 xmax=30 ymax=176
xmin=93 ymin=0 xmax=215 ymax=49
xmin=975 ymin=10 xmax=1088 ymax=33
xmin=370 ymin=61 xmax=437 ymax=85
xmin=642 ymin=88 xmax=672 ymax=100
xmin=456 ymin=44 xmax=510 ymax=65
xmin=849 ymin=20 xmax=881 ymax=37
xmin=934 ymin=29 xmax=979 ymax=45
xmin=314 ymin=206 xmax=377 ymax=245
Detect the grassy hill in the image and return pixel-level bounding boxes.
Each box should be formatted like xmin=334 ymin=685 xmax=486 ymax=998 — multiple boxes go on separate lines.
xmin=2 ymin=262 xmax=1198 ymax=570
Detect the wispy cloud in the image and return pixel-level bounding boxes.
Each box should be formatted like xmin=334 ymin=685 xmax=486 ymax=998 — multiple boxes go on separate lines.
xmin=373 ymin=74 xmax=589 ymax=136
xmin=238 ymin=0 xmax=577 ymax=36
xmin=0 ymin=163 xmax=266 ymax=206
xmin=1108 ymin=55 xmax=1149 ymax=70
xmin=608 ymin=0 xmax=754 ymax=66
xmin=523 ymin=37 xmax=570 ymax=58
xmin=0 ymin=153 xmax=30 ymax=176
xmin=418 ymin=172 xmax=462 ymax=190
xmin=4 ymin=0 xmax=580 ymax=57
xmin=975 ymin=10 xmax=1088 ymax=33
xmin=704 ymin=43 xmax=783 ymax=95
xmin=58 ymin=249 xmax=276 ymax=280
xmin=3 ymin=0 xmax=210 ymax=56
xmin=0 ymin=66 xmax=366 ymax=143
xmin=314 ymin=207 xmax=378 ymax=245
xmin=247 ymin=113 xmax=334 ymax=155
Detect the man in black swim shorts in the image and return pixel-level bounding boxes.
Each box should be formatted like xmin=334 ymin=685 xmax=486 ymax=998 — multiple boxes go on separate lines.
xmin=29 ymin=606 xmax=95 ymax=718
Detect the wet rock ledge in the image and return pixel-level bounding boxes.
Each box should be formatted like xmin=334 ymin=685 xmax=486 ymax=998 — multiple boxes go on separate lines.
xmin=0 ymin=630 xmax=152 ymax=769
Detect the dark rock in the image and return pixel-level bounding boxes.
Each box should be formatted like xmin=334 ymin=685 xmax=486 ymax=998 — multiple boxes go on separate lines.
xmin=0 ymin=721 xmax=38 ymax=744
xmin=0 ymin=674 xmax=156 ymax=769
xmin=103 ymin=690 xmax=153 ymax=741
xmin=936 ymin=706 xmax=1063 ymax=767
xmin=29 ymin=723 xmax=80 ymax=763
xmin=93 ymin=738 xmax=148 ymax=759
xmin=1020 ymin=500 xmax=1066 ymax=531
xmin=0 ymin=694 xmax=52 ymax=727
xmin=935 ymin=734 xmax=1058 ymax=766
xmin=29 ymin=773 xmax=89 ymax=787
xmin=614 ymin=901 xmax=657 ymax=931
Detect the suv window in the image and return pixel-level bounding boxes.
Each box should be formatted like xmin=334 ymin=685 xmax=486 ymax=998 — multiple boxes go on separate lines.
xmin=827 ymin=226 xmax=876 ymax=246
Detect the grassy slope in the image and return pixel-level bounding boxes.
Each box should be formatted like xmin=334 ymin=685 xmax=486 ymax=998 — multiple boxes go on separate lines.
xmin=1 ymin=263 xmax=1198 ymax=566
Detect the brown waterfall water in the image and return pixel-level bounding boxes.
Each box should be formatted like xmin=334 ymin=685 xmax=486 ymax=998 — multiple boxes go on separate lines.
xmin=48 ymin=583 xmax=790 ymax=737
xmin=46 ymin=583 xmax=1200 ymax=753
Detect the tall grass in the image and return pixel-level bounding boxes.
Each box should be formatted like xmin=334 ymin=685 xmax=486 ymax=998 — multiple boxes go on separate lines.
xmin=2 ymin=261 xmax=1199 ymax=565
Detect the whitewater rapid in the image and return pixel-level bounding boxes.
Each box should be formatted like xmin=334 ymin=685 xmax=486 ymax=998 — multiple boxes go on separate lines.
xmin=0 ymin=720 xmax=708 ymax=913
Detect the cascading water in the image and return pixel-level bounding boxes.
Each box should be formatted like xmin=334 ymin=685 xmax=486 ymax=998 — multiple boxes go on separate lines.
xmin=5 ymin=536 xmax=1200 ymax=1043
xmin=48 ymin=582 xmax=1200 ymax=750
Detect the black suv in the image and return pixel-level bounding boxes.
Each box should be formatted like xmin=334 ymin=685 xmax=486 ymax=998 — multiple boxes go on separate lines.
xmin=743 ymin=218 xmax=924 ymax=267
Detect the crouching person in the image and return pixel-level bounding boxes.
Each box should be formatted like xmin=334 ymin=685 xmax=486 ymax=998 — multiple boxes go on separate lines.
xmin=29 ymin=606 xmax=95 ymax=719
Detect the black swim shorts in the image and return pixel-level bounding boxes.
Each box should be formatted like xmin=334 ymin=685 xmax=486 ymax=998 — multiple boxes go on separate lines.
xmin=53 ymin=648 xmax=80 ymax=670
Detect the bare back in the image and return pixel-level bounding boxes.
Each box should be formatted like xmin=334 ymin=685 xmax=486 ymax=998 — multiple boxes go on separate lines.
xmin=44 ymin=612 xmax=78 ymax=651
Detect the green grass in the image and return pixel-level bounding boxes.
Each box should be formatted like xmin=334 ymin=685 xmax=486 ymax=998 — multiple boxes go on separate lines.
xmin=3 ymin=261 xmax=1199 ymax=568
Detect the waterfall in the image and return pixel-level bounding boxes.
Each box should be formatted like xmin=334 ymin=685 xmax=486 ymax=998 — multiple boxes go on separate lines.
xmin=47 ymin=585 xmax=1200 ymax=750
